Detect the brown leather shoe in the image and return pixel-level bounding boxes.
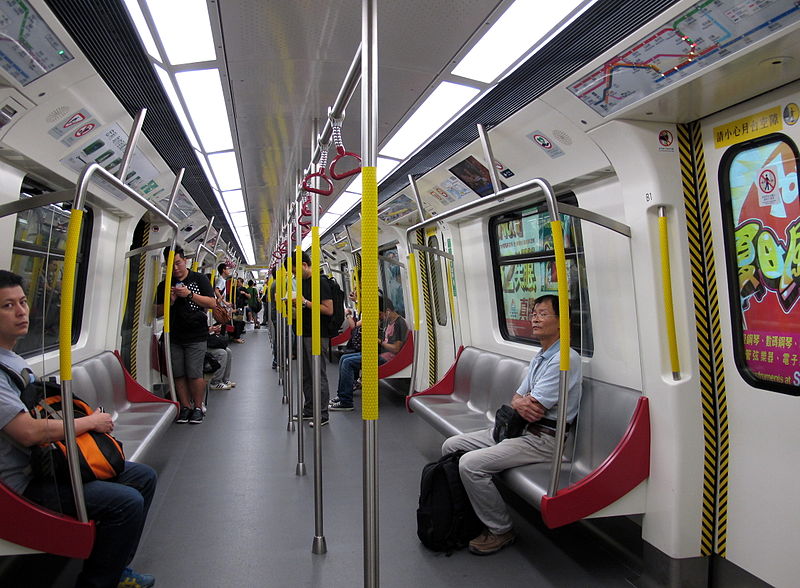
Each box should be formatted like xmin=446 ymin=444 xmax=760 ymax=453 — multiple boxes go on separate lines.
xmin=468 ymin=529 xmax=516 ymax=555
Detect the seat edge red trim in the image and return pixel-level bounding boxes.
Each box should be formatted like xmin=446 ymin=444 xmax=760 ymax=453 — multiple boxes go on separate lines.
xmin=540 ymin=396 xmax=650 ymax=529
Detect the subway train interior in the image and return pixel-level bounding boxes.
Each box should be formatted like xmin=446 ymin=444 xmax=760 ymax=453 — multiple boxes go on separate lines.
xmin=0 ymin=0 xmax=799 ymax=586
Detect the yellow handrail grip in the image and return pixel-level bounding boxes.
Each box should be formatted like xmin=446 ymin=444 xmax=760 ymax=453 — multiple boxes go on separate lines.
xmin=295 ymin=245 xmax=303 ymax=335
xmin=59 ymin=210 xmax=84 ymax=380
xmin=445 ymin=258 xmax=456 ymax=323
xmin=407 ymin=252 xmax=420 ymax=331
xmin=286 ymin=253 xmax=293 ymax=327
xmin=361 ymin=166 xmax=378 ymax=421
xmin=121 ymin=259 xmax=130 ymax=319
xmin=355 ymin=270 xmax=361 ymax=315
xmin=163 ymin=250 xmax=175 ymax=335
xmin=311 ymin=226 xmax=321 ymax=355
xmin=550 ymin=220 xmax=570 ymax=371
xmin=659 ymin=215 xmax=681 ymax=375
xmin=191 ymin=261 xmax=198 ymax=272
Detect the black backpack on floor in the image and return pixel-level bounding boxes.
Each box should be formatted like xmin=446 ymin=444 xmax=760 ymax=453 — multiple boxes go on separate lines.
xmin=416 ymin=451 xmax=483 ymax=553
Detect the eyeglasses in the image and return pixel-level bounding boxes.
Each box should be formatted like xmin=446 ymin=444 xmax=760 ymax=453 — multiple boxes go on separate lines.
xmin=530 ymin=311 xmax=555 ymax=319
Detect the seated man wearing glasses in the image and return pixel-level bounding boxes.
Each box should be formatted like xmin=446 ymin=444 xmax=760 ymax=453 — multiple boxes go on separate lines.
xmin=441 ymin=294 xmax=582 ymax=555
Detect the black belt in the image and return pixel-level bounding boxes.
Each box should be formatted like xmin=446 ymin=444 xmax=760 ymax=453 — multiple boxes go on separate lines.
xmin=526 ymin=419 xmax=571 ymax=437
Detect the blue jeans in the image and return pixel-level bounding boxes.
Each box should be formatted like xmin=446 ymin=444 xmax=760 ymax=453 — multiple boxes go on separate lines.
xmin=336 ymin=352 xmax=362 ymax=405
xmin=24 ymin=461 xmax=157 ymax=588
xmin=335 ymin=352 xmax=388 ymax=405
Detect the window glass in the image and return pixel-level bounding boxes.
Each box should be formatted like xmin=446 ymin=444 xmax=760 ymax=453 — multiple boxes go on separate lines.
xmin=490 ymin=196 xmax=592 ymax=354
xmin=10 ymin=196 xmax=92 ymax=357
xmin=720 ymin=134 xmax=800 ymax=393
xmin=379 ymin=246 xmax=406 ymax=318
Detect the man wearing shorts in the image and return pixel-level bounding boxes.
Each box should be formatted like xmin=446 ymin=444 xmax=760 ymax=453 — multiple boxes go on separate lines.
xmin=156 ymin=246 xmax=216 ymax=424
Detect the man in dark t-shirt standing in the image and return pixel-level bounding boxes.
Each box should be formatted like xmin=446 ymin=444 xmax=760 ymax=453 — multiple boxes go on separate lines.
xmin=156 ymin=246 xmax=216 ymax=424
xmin=293 ymin=252 xmax=333 ymax=426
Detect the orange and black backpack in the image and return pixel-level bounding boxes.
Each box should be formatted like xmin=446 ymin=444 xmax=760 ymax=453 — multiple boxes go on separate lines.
xmin=0 ymin=363 xmax=125 ymax=483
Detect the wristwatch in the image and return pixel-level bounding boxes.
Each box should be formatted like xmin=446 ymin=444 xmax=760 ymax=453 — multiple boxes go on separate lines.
xmin=187 ymin=291 xmax=194 ymax=301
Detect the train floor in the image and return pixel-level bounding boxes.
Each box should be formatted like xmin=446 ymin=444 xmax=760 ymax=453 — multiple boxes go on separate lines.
xmin=2 ymin=324 xmax=645 ymax=587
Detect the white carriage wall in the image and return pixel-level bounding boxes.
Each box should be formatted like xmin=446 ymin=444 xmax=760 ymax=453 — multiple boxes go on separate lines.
xmin=590 ymin=119 xmax=704 ymax=560
xmin=700 ymin=81 xmax=800 ymax=588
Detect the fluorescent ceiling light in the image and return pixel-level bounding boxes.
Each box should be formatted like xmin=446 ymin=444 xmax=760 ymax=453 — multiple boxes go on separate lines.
xmin=145 ymin=0 xmax=216 ymax=64
xmin=452 ymin=0 xmax=589 ymax=83
xmin=155 ymin=64 xmax=200 ymax=150
xmin=175 ymin=69 xmax=233 ymax=153
xmin=122 ymin=0 xmax=161 ymax=61
xmin=380 ymin=82 xmax=480 ymax=159
xmin=302 ymin=234 xmax=312 ymax=250
xmin=208 ymin=151 xmax=241 ymax=192
xmin=328 ymin=192 xmax=362 ymax=215
xmin=342 ymin=157 xmax=401 ymax=194
xmin=212 ymin=188 xmax=234 ymax=228
xmin=222 ymin=189 xmax=245 ymax=213
xmin=195 ymin=150 xmax=218 ymax=190
xmin=231 ymin=211 xmax=248 ymax=227
xmin=319 ymin=212 xmax=340 ymax=233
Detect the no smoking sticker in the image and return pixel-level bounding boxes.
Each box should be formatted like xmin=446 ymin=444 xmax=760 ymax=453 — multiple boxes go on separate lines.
xmin=526 ymin=130 xmax=564 ymax=158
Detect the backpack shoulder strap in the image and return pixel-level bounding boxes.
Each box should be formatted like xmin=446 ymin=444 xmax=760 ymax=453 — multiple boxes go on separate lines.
xmin=0 ymin=362 xmax=27 ymax=392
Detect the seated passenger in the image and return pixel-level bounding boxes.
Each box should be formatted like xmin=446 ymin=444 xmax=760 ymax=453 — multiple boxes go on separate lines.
xmin=207 ymin=324 xmax=236 ymax=391
xmin=330 ymin=298 xmax=408 ymax=411
xmin=0 ymin=270 xmax=157 ymax=588
xmin=441 ymin=294 xmax=582 ymax=555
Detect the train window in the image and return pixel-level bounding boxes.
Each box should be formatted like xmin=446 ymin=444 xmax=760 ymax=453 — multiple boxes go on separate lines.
xmin=10 ymin=196 xmax=93 ymax=357
xmin=379 ymin=246 xmax=407 ymax=318
xmin=719 ymin=133 xmax=800 ymax=394
xmin=489 ymin=196 xmax=592 ymax=354
xmin=426 ymin=236 xmax=447 ymax=326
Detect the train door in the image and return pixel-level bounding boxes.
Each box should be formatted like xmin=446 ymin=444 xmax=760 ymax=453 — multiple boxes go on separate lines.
xmin=694 ymin=83 xmax=800 ymax=586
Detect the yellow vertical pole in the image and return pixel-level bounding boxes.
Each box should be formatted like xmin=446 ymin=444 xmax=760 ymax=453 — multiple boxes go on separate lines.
xmin=361 ymin=166 xmax=378 ymax=421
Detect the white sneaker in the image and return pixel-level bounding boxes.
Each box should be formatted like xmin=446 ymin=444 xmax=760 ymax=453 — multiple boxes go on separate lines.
xmin=210 ymin=381 xmax=232 ymax=390
xmin=224 ymin=380 xmax=236 ymax=388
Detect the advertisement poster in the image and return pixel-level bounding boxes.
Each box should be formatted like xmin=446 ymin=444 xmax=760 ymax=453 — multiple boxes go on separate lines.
xmin=729 ymin=139 xmax=800 ymax=387
xmin=497 ymin=212 xmax=574 ymax=339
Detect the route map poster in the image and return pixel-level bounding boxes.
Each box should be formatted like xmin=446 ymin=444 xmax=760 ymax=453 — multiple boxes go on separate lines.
xmin=728 ymin=138 xmax=800 ymax=388
xmin=569 ymin=0 xmax=800 ymax=117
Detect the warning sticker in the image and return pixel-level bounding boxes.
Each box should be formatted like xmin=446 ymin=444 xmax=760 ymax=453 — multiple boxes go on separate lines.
xmin=757 ymin=168 xmax=780 ymax=207
xmin=526 ymin=130 xmax=565 ymax=158
xmin=48 ymin=109 xmax=101 ymax=147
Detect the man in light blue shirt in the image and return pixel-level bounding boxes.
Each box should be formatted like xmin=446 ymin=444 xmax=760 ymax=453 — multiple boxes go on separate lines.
xmin=442 ymin=294 xmax=582 ymax=555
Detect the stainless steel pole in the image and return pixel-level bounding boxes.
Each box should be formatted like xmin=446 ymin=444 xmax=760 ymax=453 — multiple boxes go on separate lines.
xmin=311 ymin=120 xmax=327 ymax=555
xmin=362 ymin=0 xmax=379 ymax=585
xmin=296 ymin=193 xmax=306 ymax=476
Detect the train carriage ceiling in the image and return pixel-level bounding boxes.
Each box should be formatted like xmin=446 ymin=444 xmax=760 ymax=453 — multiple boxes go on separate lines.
xmin=44 ymin=0 xmax=685 ymax=263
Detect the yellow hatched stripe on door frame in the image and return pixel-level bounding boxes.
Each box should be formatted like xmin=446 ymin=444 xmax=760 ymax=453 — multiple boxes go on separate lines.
xmin=130 ymin=222 xmax=150 ymax=379
xmin=416 ymin=228 xmax=437 ymax=387
xmin=679 ymin=121 xmax=729 ymax=557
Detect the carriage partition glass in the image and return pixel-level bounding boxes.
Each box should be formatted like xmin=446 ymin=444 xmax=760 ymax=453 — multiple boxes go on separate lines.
xmin=378 ymin=245 xmax=406 ymax=319
xmin=489 ymin=193 xmax=592 ymax=355
xmin=719 ymin=133 xmax=800 ymax=395
xmin=10 ymin=196 xmax=93 ymax=357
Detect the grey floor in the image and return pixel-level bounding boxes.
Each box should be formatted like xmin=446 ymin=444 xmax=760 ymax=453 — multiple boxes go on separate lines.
xmin=1 ymin=324 xmax=643 ymax=587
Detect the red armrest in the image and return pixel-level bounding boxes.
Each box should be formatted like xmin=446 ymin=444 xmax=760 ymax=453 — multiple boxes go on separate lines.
xmin=378 ymin=332 xmax=415 ymax=379
xmin=540 ymin=396 xmax=651 ymax=528
xmin=405 ymin=345 xmax=464 ymax=412
xmin=114 ymin=351 xmax=179 ymax=412
xmin=0 ymin=481 xmax=94 ymax=558
xmin=331 ymin=325 xmax=353 ymax=347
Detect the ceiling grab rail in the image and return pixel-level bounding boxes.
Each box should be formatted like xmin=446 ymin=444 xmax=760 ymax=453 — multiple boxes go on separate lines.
xmin=477 ymin=124 xmax=503 ymax=197
xmin=658 ymin=206 xmax=681 ymax=380
xmin=62 ymin=120 xmax=181 ymax=523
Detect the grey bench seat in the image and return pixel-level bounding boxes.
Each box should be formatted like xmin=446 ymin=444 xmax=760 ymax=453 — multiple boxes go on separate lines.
xmin=66 ymin=351 xmax=177 ymax=463
xmin=407 ymin=346 xmax=650 ymax=528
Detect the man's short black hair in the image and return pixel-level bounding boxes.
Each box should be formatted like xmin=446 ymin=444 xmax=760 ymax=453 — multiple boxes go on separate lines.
xmin=0 ymin=270 xmax=24 ymax=290
xmin=217 ymin=263 xmax=227 ymax=274
xmin=533 ymin=294 xmax=566 ymax=317
xmin=248 ymin=279 xmax=255 ymax=287
xmin=163 ymin=245 xmax=185 ymax=262
xmin=301 ymin=252 xmax=311 ymax=266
